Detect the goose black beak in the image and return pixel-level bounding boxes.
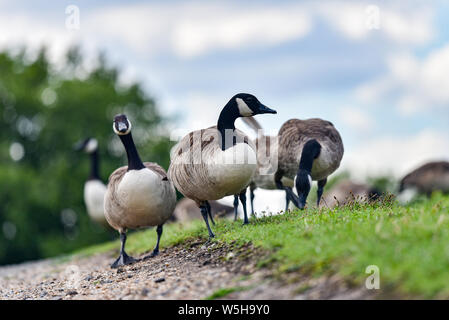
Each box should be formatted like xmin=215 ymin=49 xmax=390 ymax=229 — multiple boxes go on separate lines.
xmin=117 ymin=122 xmax=128 ymax=133
xmin=257 ymin=103 xmax=277 ymax=115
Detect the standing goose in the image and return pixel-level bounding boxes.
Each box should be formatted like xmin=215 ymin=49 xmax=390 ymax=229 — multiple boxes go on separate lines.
xmin=74 ymin=138 xmax=108 ymax=227
xmin=398 ymin=161 xmax=449 ymax=203
xmin=275 ymin=118 xmax=344 ymax=209
xmin=168 ymin=93 xmax=276 ymax=238
xmin=234 ymin=117 xmax=294 ymax=217
xmin=104 ymin=114 xmax=177 ymax=268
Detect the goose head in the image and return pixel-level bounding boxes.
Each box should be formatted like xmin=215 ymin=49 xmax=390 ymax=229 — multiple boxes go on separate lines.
xmin=294 ymin=170 xmax=312 ymax=209
xmin=113 ymin=114 xmax=132 ymax=135
xmin=74 ymin=137 xmax=98 ymax=154
xmin=232 ymin=93 xmax=277 ymax=117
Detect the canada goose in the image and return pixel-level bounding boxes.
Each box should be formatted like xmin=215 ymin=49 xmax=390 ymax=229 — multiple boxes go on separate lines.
xmin=104 ymin=114 xmax=177 ymax=268
xmin=172 ymin=198 xmax=234 ymax=224
xmin=235 ymin=117 xmax=294 ymax=217
xmin=320 ymin=180 xmax=380 ymax=208
xmin=398 ymin=161 xmax=449 ymax=203
xmin=168 ymin=93 xmax=276 ymax=238
xmin=275 ymin=118 xmax=344 ymax=209
xmin=74 ymin=138 xmax=108 ymax=226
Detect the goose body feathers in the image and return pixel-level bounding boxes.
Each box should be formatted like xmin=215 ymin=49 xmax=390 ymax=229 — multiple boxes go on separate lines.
xmin=105 ymin=162 xmax=176 ymax=233
xmin=169 ymin=126 xmax=257 ymax=204
xmin=84 ymin=179 xmax=107 ymax=225
xmin=278 ymin=118 xmax=344 ymax=181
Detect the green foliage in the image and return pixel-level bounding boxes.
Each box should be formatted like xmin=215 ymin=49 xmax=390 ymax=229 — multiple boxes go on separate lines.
xmin=81 ymin=194 xmax=449 ymax=298
xmin=205 ymin=287 xmax=246 ymax=300
xmin=0 ymin=47 xmax=173 ymax=265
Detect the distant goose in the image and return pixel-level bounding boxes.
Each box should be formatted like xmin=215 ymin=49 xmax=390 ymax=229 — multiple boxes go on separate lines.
xmin=74 ymin=138 xmax=108 ymax=226
xmin=275 ymin=118 xmax=344 ymax=209
xmin=398 ymin=161 xmax=449 ymax=203
xmin=104 ymin=114 xmax=177 ymax=268
xmin=172 ymin=198 xmax=234 ymax=224
xmin=168 ymin=93 xmax=276 ymax=238
xmin=321 ymin=180 xmax=380 ymax=208
xmin=235 ymin=117 xmax=294 ymax=216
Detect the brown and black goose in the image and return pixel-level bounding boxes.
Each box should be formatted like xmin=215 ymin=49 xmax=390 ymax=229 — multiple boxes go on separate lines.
xmin=104 ymin=114 xmax=176 ymax=268
xmin=275 ymin=118 xmax=344 ymax=209
xmin=168 ymin=93 xmax=276 ymax=238
xmin=398 ymin=161 xmax=449 ymax=203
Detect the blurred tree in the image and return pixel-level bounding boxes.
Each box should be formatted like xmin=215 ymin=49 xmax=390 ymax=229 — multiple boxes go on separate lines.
xmin=0 ymin=47 xmax=174 ymax=265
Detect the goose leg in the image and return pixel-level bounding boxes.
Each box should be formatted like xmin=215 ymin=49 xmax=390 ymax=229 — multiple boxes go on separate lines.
xmin=144 ymin=224 xmax=163 ymax=259
xmin=239 ymin=192 xmax=249 ymax=225
xmin=285 ymin=189 xmax=290 ymax=212
xmin=250 ymin=184 xmax=256 ymax=217
xmin=200 ymin=204 xmax=215 ymax=238
xmin=233 ymin=195 xmax=239 ymax=221
xmin=275 ymin=171 xmax=300 ymax=208
xmin=206 ymin=201 xmax=215 ymax=225
xmin=317 ymin=178 xmax=327 ymax=207
xmin=111 ymin=232 xmax=138 ymax=269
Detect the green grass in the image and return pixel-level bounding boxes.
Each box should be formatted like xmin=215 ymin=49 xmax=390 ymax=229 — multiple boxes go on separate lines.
xmin=72 ymin=193 xmax=449 ymax=298
xmin=205 ymin=287 xmax=247 ymax=300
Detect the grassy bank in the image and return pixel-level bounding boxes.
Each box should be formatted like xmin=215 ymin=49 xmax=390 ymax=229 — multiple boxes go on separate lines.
xmin=73 ymin=193 xmax=449 ymax=298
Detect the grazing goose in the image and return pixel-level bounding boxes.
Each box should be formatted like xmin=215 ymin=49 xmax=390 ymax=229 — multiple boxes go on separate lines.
xmin=275 ymin=118 xmax=344 ymax=209
xmin=320 ymin=180 xmax=380 ymax=208
xmin=234 ymin=117 xmax=294 ymax=216
xmin=74 ymin=138 xmax=108 ymax=226
xmin=168 ymin=93 xmax=276 ymax=238
xmin=104 ymin=114 xmax=177 ymax=268
xmin=398 ymin=161 xmax=449 ymax=203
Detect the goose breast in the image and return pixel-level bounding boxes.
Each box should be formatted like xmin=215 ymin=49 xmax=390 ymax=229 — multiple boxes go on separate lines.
xmin=105 ymin=162 xmax=176 ymax=231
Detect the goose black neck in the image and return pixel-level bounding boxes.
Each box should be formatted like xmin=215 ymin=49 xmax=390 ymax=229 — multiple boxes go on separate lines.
xmin=217 ymin=101 xmax=239 ymax=151
xmin=298 ymin=139 xmax=322 ymax=173
xmin=88 ymin=150 xmax=100 ymax=180
xmin=119 ymin=133 xmax=145 ymax=171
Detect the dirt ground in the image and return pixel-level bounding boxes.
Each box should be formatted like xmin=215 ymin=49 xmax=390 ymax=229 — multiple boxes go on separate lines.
xmin=0 ymin=240 xmax=377 ymax=300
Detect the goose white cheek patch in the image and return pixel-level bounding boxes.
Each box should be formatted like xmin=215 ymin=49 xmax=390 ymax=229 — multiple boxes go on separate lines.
xmin=236 ymin=98 xmax=253 ymax=116
xmin=85 ymin=139 xmax=98 ymax=153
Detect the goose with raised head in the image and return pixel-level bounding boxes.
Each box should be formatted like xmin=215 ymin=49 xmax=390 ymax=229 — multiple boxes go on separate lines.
xmin=398 ymin=161 xmax=449 ymax=203
xmin=234 ymin=117 xmax=294 ymax=217
xmin=74 ymin=137 xmax=108 ymax=227
xmin=168 ymin=93 xmax=276 ymax=238
xmin=104 ymin=114 xmax=177 ymax=268
xmin=275 ymin=118 xmax=344 ymax=209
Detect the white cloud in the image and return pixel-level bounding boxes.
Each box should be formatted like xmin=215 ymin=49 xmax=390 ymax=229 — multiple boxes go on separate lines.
xmin=318 ymin=2 xmax=434 ymax=45
xmin=342 ymin=129 xmax=449 ymax=179
xmin=355 ymin=44 xmax=449 ymax=115
xmin=339 ymin=106 xmax=374 ymax=133
xmin=88 ymin=2 xmax=312 ymax=58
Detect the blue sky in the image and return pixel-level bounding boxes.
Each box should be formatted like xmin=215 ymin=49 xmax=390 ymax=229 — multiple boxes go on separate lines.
xmin=1 ymin=0 xmax=448 ymax=179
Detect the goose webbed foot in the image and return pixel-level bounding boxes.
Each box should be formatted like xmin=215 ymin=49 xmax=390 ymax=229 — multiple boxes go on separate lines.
xmin=111 ymin=232 xmax=139 ymax=268
xmin=111 ymin=252 xmax=139 ymax=269
xmin=143 ymin=249 xmax=159 ymax=260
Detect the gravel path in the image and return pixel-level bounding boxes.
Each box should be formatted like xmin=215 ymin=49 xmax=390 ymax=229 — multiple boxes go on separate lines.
xmin=0 ymin=240 xmax=376 ymax=300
